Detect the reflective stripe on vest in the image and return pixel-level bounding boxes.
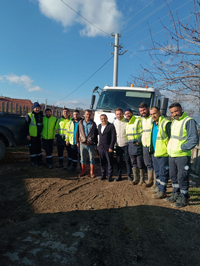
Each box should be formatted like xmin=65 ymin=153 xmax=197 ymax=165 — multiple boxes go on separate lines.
xmin=28 ymin=112 xmax=37 ymax=137
xmin=126 ymin=117 xmax=141 ymax=141
xmin=141 ymin=116 xmax=152 ymax=147
xmin=153 ymin=116 xmax=170 ymax=157
xmin=167 ymin=112 xmax=192 ymax=157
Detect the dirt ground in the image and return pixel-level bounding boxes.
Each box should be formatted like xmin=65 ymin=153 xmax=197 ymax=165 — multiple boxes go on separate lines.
xmin=0 ymin=146 xmax=200 ymax=266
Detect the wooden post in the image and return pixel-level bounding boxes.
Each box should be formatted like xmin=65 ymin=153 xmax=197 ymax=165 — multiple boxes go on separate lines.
xmin=19 ymin=105 xmax=22 ymax=115
xmin=2 ymin=102 xmax=4 ymax=112
xmin=16 ymin=103 xmax=18 ymax=114
xmin=23 ymin=105 xmax=25 ymax=116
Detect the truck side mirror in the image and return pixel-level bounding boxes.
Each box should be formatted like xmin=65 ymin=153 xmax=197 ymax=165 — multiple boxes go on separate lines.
xmin=160 ymin=98 xmax=169 ymax=116
xmin=90 ymin=95 xmax=96 ymax=110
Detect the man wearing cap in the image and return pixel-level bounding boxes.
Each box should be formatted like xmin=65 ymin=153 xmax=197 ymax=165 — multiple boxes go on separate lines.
xmin=25 ymin=102 xmax=43 ymax=167
xmin=125 ymin=108 xmax=145 ymax=185
xmin=166 ymin=102 xmax=199 ymax=208
xmin=55 ymin=108 xmax=72 ymax=168
xmin=42 ymin=108 xmax=57 ymax=169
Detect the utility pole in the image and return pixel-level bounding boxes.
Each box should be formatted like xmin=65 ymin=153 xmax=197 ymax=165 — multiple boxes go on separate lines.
xmin=45 ymin=99 xmax=47 ymax=110
xmin=111 ymin=33 xmax=128 ymax=87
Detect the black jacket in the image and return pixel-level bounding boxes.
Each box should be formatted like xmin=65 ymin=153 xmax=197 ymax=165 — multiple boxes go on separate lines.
xmin=98 ymin=122 xmax=116 ymax=151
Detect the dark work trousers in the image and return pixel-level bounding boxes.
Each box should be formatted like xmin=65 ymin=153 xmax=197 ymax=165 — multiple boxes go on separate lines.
xmin=116 ymin=145 xmax=132 ymax=176
xmin=42 ymin=139 xmax=54 ymax=165
xmin=71 ymin=144 xmax=81 ymax=169
xmin=57 ymin=141 xmax=72 ymax=166
xmin=29 ymin=135 xmax=42 ymax=163
xmin=152 ymin=155 xmax=169 ymax=192
xmin=169 ymin=156 xmax=191 ymax=198
xmin=99 ymin=149 xmax=114 ymax=177
xmin=143 ymin=147 xmax=153 ymax=170
xmin=130 ymin=155 xmax=144 ymax=169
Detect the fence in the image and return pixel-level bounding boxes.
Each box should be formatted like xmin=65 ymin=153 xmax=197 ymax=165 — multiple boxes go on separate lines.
xmin=0 ymin=101 xmax=63 ymax=118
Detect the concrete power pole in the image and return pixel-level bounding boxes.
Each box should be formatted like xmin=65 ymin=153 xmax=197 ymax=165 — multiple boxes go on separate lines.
xmin=111 ymin=33 xmax=127 ymax=87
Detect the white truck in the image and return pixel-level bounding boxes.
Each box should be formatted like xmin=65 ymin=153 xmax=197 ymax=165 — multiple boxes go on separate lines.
xmin=90 ymin=84 xmax=168 ymax=124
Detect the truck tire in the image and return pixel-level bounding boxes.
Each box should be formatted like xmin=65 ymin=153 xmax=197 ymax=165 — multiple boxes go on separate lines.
xmin=0 ymin=140 xmax=6 ymax=160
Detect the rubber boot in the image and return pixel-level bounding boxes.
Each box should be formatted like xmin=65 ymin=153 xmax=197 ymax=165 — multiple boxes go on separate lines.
xmin=132 ymin=168 xmax=139 ymax=185
xmin=90 ymin=165 xmax=95 ymax=178
xmin=138 ymin=169 xmax=145 ymax=186
xmin=149 ymin=171 xmax=157 ymax=191
xmin=145 ymin=169 xmax=154 ymax=187
xmin=78 ymin=164 xmax=86 ymax=177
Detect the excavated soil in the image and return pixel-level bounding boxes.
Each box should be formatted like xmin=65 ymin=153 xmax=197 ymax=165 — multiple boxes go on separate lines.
xmin=0 ymin=146 xmax=200 ymax=266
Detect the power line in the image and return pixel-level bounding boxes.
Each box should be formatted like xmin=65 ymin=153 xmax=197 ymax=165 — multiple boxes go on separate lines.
xmin=122 ymin=0 xmax=172 ymax=36
xmin=123 ymin=0 xmax=192 ymax=43
xmin=123 ymin=45 xmax=152 ymax=67
xmin=123 ymin=0 xmax=154 ymax=25
xmin=126 ymin=11 xmax=199 ymax=51
xmin=58 ymin=56 xmax=114 ymax=101
xmin=61 ymin=0 xmax=110 ymax=36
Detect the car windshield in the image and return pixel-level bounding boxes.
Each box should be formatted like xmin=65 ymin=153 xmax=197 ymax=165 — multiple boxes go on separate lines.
xmin=96 ymin=89 xmax=154 ymax=114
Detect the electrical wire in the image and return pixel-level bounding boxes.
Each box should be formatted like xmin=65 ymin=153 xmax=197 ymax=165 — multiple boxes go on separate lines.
xmin=58 ymin=56 xmax=114 ymax=101
xmin=123 ymin=0 xmax=154 ymax=25
xmin=61 ymin=0 xmax=110 ymax=36
xmin=126 ymin=11 xmax=199 ymax=51
xmin=122 ymin=0 xmax=172 ymax=36
xmin=123 ymin=0 xmax=192 ymax=43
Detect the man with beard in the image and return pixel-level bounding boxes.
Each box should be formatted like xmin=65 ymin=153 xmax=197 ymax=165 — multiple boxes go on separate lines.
xmin=25 ymin=102 xmax=43 ymax=167
xmin=138 ymin=102 xmax=154 ymax=187
xmin=41 ymin=108 xmax=57 ymax=169
xmin=166 ymin=103 xmax=199 ymax=208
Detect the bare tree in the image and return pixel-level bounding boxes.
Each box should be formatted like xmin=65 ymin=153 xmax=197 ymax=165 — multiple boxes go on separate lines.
xmin=130 ymin=0 xmax=200 ymax=118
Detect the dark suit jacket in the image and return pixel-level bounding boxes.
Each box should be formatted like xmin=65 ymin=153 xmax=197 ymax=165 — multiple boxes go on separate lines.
xmin=98 ymin=122 xmax=116 ymax=151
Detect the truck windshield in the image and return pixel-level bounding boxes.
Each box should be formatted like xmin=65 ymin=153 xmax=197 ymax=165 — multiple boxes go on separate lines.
xmin=96 ymin=89 xmax=154 ymax=114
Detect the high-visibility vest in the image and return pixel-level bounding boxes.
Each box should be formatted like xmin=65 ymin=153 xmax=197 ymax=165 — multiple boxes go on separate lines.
xmin=141 ymin=116 xmax=152 ymax=147
xmin=65 ymin=120 xmax=74 ymax=144
xmin=126 ymin=115 xmax=142 ymax=141
xmin=167 ymin=112 xmax=193 ymax=157
xmin=42 ymin=116 xmax=57 ymax=140
xmin=151 ymin=115 xmax=171 ymax=157
xmin=55 ymin=117 xmax=72 ymax=138
xmin=28 ymin=112 xmax=37 ymax=137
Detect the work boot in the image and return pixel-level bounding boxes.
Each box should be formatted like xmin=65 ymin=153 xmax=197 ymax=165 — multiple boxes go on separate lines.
xmin=100 ymin=175 xmax=106 ymax=180
xmin=145 ymin=169 xmax=154 ymax=187
xmin=132 ymin=168 xmax=139 ymax=185
xmin=107 ymin=176 xmax=112 ymax=182
xmin=128 ymin=175 xmax=133 ymax=182
xmin=153 ymin=191 xmax=167 ymax=199
xmin=115 ymin=175 xmax=122 ymax=181
xmin=78 ymin=164 xmax=86 ymax=177
xmin=165 ymin=192 xmax=179 ymax=203
xmin=90 ymin=165 xmax=95 ymax=178
xmin=56 ymin=163 xmax=63 ymax=168
xmin=138 ymin=169 xmax=145 ymax=186
xmin=173 ymin=196 xmax=189 ymax=208
xmin=149 ymin=185 xmax=159 ymax=194
xmin=48 ymin=164 xmax=53 ymax=169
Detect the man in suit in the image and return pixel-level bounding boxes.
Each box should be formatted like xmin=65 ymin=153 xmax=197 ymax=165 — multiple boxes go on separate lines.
xmin=98 ymin=114 xmax=116 ymax=182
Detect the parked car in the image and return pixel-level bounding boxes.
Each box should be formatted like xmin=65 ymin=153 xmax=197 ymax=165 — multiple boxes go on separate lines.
xmin=0 ymin=112 xmax=27 ymax=159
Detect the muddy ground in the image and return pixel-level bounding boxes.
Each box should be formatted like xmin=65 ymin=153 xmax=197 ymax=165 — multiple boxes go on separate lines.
xmin=0 ymin=146 xmax=200 ymax=266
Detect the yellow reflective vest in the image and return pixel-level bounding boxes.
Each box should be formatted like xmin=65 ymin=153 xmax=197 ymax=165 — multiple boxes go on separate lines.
xmin=150 ymin=115 xmax=171 ymax=157
xmin=65 ymin=120 xmax=74 ymax=144
xmin=42 ymin=116 xmax=57 ymax=140
xmin=167 ymin=112 xmax=193 ymax=157
xmin=141 ymin=116 xmax=152 ymax=147
xmin=55 ymin=117 xmax=72 ymax=139
xmin=126 ymin=115 xmax=142 ymax=141
xmin=28 ymin=112 xmax=37 ymax=137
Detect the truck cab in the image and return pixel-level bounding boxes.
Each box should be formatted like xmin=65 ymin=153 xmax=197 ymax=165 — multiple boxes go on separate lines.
xmin=90 ymin=85 xmax=168 ymax=125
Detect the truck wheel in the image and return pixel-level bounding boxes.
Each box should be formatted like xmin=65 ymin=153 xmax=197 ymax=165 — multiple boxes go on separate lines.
xmin=0 ymin=140 xmax=6 ymax=160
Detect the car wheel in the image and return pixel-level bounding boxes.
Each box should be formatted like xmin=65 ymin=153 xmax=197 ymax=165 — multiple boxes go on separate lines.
xmin=0 ymin=140 xmax=6 ymax=160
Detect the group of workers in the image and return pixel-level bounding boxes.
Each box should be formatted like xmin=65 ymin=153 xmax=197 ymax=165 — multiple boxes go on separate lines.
xmin=25 ymin=101 xmax=199 ymax=208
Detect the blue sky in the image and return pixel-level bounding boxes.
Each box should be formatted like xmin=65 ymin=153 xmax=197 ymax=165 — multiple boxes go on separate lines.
xmin=0 ymin=0 xmax=195 ymax=109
